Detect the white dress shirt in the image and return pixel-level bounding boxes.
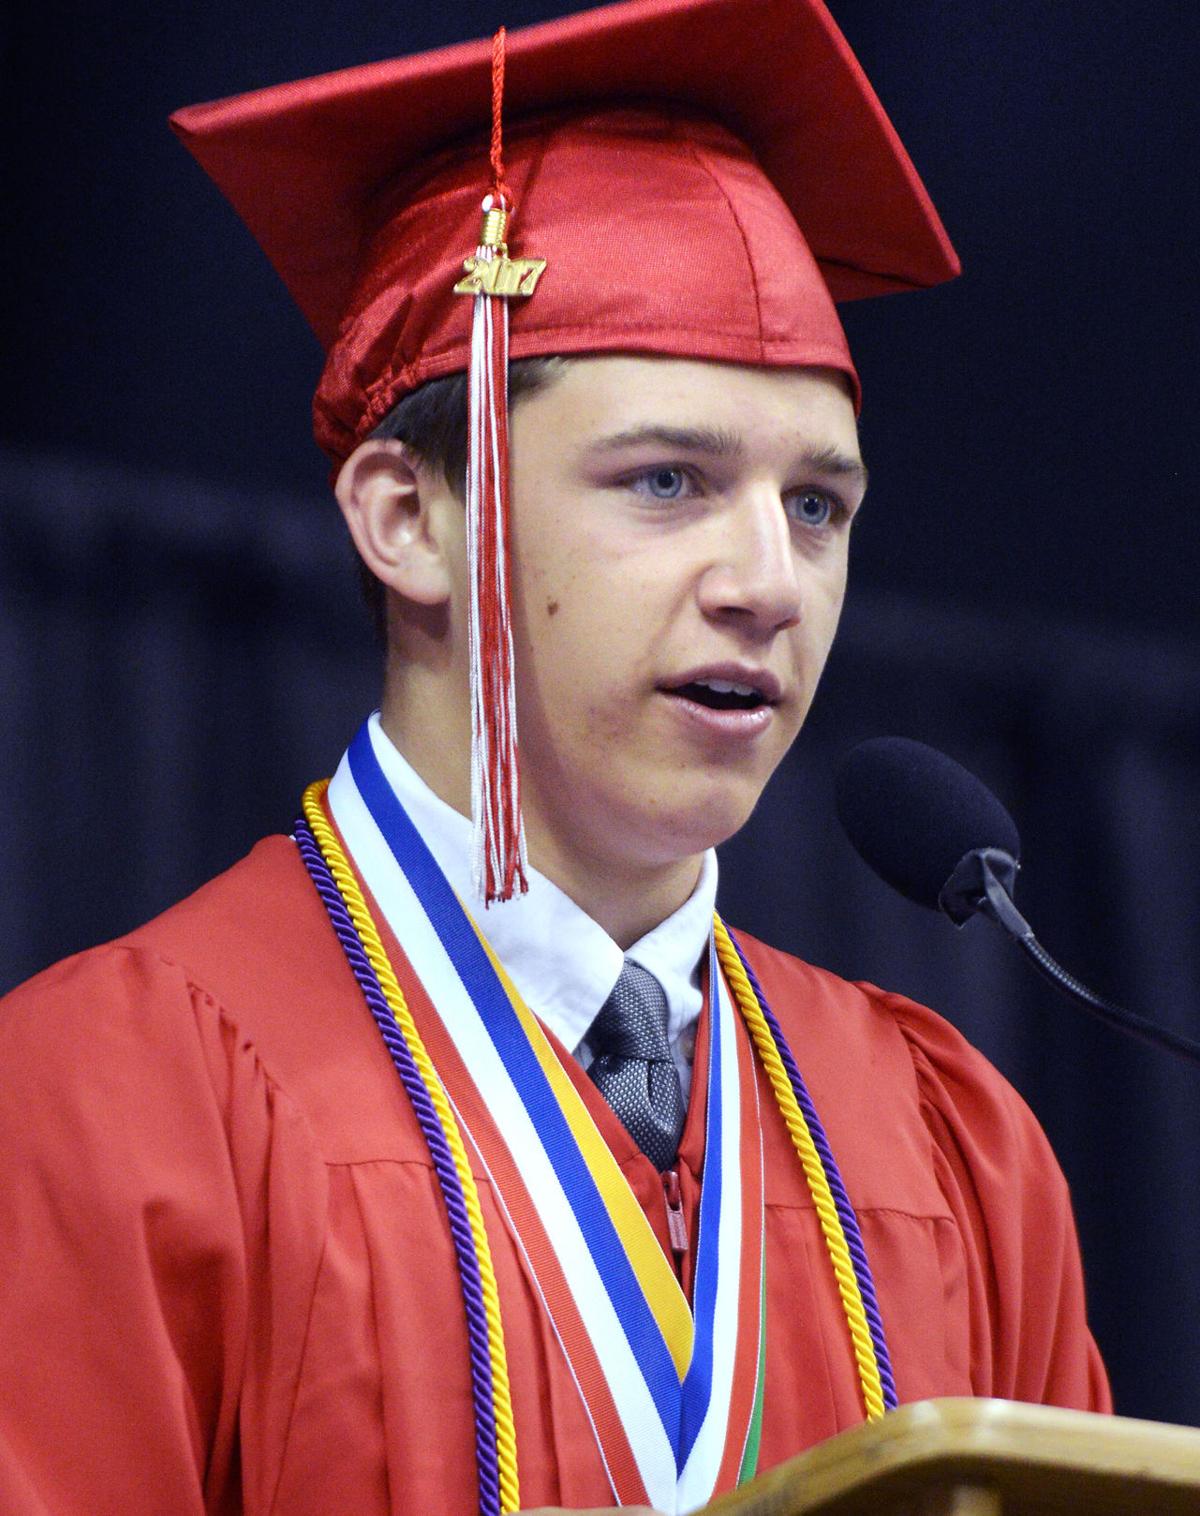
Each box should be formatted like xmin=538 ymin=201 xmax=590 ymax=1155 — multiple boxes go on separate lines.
xmin=364 ymin=713 xmax=716 ymax=1096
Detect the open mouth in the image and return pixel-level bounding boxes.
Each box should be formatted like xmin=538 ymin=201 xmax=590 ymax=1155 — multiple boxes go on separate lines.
xmin=670 ymin=679 xmax=771 ymax=712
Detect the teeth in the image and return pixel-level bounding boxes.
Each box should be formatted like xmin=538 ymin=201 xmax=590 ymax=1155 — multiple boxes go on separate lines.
xmin=696 ymin=679 xmax=758 ymax=696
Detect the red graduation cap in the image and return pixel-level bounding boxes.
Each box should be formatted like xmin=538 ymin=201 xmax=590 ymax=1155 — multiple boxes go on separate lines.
xmin=172 ymin=0 xmax=958 ymax=456
xmin=171 ymin=0 xmax=959 ymax=902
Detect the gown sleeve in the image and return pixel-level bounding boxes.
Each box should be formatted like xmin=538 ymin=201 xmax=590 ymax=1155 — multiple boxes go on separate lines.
xmin=0 ymin=943 xmax=328 ymax=1515
xmin=882 ymin=986 xmax=1112 ymax=1412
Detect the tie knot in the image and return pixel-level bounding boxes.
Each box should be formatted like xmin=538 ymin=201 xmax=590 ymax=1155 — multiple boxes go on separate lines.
xmin=587 ymin=959 xmax=684 ymax=1171
xmin=588 ymin=960 xmax=671 ymax=1063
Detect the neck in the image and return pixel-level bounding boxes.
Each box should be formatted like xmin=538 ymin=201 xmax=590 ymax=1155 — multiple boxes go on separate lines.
xmin=518 ymin=827 xmax=704 ymax=950
xmin=380 ymin=667 xmax=473 ymax=818
xmin=377 ymin=692 xmax=703 ymax=951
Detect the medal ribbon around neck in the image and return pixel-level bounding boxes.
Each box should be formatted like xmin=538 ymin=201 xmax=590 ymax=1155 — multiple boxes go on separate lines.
xmin=321 ymin=721 xmax=765 ymax=1512
xmin=297 ymin=719 xmax=896 ymax=1513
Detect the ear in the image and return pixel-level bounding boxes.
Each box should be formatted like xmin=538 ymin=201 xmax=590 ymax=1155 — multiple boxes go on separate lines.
xmin=334 ymin=438 xmax=457 ymax=607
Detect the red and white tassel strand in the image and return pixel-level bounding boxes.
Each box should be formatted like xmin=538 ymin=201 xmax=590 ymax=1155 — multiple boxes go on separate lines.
xmin=466 ymin=195 xmax=527 ymax=904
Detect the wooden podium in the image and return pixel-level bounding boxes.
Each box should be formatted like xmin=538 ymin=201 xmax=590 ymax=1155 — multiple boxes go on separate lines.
xmin=703 ymin=1399 xmax=1200 ymax=1515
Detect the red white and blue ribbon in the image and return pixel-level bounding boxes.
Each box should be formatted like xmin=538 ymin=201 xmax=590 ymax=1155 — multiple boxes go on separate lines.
xmin=325 ymin=719 xmax=766 ymax=1512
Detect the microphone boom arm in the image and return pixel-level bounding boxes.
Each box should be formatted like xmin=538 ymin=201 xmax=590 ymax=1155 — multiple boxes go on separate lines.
xmin=942 ymin=849 xmax=1200 ymax=1067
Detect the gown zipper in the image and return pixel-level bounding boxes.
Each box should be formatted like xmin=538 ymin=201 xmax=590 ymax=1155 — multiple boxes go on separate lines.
xmin=663 ymin=1168 xmax=688 ymax=1262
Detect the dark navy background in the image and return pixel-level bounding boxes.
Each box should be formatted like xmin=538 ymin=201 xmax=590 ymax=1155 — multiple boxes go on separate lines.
xmin=3 ymin=0 xmax=1198 ymax=1434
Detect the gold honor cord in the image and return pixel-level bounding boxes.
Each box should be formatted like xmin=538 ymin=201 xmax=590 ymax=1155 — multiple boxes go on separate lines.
xmin=302 ymin=780 xmax=521 ymax=1512
xmin=714 ymin=916 xmax=886 ymax=1421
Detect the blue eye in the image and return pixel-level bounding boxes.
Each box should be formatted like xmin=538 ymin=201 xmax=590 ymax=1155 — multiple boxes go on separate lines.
xmin=640 ymin=467 xmax=687 ymax=499
xmin=788 ymin=490 xmax=836 ymax=528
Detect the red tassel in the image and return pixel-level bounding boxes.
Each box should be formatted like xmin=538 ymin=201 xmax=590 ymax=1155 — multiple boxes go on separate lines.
xmin=464 ymin=29 xmax=527 ymax=904
xmin=466 ymin=220 xmax=526 ymax=904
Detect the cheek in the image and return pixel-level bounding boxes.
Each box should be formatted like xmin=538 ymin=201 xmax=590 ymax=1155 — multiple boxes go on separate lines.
xmin=522 ymin=539 xmax=653 ymax=660
xmin=520 ymin=587 xmax=657 ymax=755
xmin=810 ymin=551 xmax=849 ymax=631
xmin=787 ymin=563 xmax=847 ymax=701
xmin=514 ymin=560 xmax=612 ymax=713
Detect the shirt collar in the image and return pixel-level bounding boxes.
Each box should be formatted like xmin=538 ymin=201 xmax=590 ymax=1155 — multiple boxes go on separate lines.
xmin=361 ymin=712 xmax=717 ymax=1057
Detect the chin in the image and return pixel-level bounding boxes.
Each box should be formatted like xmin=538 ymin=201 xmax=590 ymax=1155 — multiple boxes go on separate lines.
xmin=635 ymin=777 xmax=764 ymax=863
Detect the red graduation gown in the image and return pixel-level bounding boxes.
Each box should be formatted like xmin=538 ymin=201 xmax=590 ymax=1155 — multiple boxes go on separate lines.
xmin=0 ymin=837 xmax=1109 ymax=1514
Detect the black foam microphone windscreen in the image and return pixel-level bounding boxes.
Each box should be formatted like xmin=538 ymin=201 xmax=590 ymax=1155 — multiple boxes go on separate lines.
xmin=834 ymin=737 xmax=1021 ymax=910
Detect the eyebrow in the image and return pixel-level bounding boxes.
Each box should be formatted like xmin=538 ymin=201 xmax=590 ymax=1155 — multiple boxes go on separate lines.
xmin=592 ymin=424 xmax=746 ymax=457
xmin=589 ymin=425 xmax=869 ymax=491
xmin=800 ymin=442 xmax=870 ymax=493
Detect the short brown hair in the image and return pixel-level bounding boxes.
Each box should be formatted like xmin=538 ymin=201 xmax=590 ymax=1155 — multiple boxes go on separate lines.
xmin=358 ymin=356 xmax=568 ymax=638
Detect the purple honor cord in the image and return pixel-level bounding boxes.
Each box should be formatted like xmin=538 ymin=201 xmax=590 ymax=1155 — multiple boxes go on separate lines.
xmin=728 ymin=932 xmax=897 ymax=1410
xmin=294 ymin=817 xmax=504 ymax=1516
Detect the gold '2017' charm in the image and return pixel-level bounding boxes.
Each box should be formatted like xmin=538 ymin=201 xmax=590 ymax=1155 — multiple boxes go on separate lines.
xmin=453 ymin=201 xmax=547 ymax=299
xmin=454 ymin=254 xmax=547 ymax=297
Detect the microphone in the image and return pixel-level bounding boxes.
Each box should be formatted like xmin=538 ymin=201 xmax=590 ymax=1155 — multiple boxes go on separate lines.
xmin=834 ymin=736 xmax=1200 ymax=1066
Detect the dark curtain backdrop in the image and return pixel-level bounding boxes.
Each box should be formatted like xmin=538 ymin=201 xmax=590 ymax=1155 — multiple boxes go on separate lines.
xmin=3 ymin=442 xmax=1197 ymax=1429
xmin=4 ymin=0 xmax=1199 ymax=1455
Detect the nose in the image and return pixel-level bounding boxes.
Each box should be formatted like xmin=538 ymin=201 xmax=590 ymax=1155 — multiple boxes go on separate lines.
xmin=697 ymin=489 xmax=803 ymax=634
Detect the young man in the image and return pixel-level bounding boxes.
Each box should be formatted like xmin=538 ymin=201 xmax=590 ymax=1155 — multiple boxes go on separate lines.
xmin=0 ymin=1 xmax=1109 ymax=1513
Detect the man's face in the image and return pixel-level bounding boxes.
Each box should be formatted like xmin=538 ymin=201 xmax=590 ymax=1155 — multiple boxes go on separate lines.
xmin=503 ymin=355 xmax=865 ymax=877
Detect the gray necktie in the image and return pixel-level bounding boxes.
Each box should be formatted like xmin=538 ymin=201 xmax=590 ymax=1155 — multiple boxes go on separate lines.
xmin=587 ymin=960 xmax=685 ymax=1171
